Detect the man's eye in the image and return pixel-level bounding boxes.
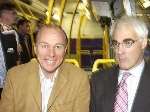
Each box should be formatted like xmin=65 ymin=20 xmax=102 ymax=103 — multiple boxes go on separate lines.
xmin=41 ymin=44 xmax=49 ymax=48
xmin=112 ymin=41 xmax=119 ymax=47
xmin=124 ymin=40 xmax=134 ymax=46
xmin=55 ymin=45 xmax=64 ymax=49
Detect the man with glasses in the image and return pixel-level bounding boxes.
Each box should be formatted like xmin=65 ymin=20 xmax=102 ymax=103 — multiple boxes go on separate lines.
xmin=0 ymin=24 xmax=90 ymax=112
xmin=90 ymin=16 xmax=149 ymax=112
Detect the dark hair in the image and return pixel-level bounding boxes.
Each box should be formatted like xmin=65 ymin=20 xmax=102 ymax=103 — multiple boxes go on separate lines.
xmin=0 ymin=2 xmax=16 ymax=16
xmin=16 ymin=18 xmax=30 ymax=28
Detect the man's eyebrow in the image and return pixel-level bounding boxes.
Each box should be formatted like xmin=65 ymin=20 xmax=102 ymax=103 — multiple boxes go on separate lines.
xmin=55 ymin=43 xmax=65 ymax=45
xmin=123 ymin=38 xmax=135 ymax=42
xmin=38 ymin=42 xmax=49 ymax=44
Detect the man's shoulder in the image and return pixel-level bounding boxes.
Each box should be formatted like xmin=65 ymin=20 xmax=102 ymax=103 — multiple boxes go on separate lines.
xmin=7 ymin=59 xmax=38 ymax=78
xmin=59 ymin=62 xmax=89 ymax=89
xmin=145 ymin=59 xmax=150 ymax=66
xmin=61 ymin=62 xmax=88 ymax=78
xmin=63 ymin=62 xmax=86 ymax=71
xmin=91 ymin=65 xmax=118 ymax=80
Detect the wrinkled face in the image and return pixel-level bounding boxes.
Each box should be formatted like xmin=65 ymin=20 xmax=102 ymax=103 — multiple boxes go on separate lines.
xmin=1 ymin=10 xmax=17 ymax=25
xmin=35 ymin=27 xmax=67 ymax=74
xmin=112 ymin=24 xmax=147 ymax=70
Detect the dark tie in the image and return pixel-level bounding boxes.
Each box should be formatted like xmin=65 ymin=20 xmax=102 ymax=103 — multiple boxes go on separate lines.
xmin=114 ymin=72 xmax=130 ymax=112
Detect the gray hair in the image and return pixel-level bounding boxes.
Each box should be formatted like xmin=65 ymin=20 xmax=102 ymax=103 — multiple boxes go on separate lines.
xmin=110 ymin=16 xmax=148 ymax=39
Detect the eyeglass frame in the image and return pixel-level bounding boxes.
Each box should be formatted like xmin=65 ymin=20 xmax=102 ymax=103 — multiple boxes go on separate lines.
xmin=111 ymin=38 xmax=140 ymax=49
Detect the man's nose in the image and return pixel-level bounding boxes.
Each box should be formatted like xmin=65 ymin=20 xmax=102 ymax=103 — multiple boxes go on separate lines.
xmin=116 ymin=43 xmax=125 ymax=54
xmin=48 ymin=48 xmax=55 ymax=57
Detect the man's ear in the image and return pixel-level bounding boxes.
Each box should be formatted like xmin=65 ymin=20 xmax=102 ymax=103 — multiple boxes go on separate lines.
xmin=34 ymin=45 xmax=37 ymax=55
xmin=142 ymin=38 xmax=147 ymax=49
xmin=65 ymin=46 xmax=67 ymax=53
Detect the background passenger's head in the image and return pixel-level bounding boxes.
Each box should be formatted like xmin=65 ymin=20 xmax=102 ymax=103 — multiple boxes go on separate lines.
xmin=111 ymin=16 xmax=148 ymax=70
xmin=34 ymin=24 xmax=68 ymax=74
xmin=0 ymin=2 xmax=17 ymax=25
xmin=17 ymin=18 xmax=30 ymax=35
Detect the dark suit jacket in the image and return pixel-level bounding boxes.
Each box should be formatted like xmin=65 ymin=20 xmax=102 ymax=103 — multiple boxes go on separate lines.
xmin=0 ymin=31 xmax=18 ymax=70
xmin=90 ymin=61 xmax=150 ymax=112
xmin=18 ymin=33 xmax=33 ymax=64
xmin=0 ymin=59 xmax=90 ymax=112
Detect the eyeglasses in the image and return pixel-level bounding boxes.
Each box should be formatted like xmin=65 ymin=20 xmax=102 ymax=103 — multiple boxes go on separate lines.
xmin=111 ymin=39 xmax=139 ymax=49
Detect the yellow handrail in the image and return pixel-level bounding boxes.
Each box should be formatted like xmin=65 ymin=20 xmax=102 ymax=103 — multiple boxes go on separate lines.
xmin=46 ymin=0 xmax=55 ymax=24
xmin=65 ymin=59 xmax=80 ymax=67
xmin=59 ymin=0 xmax=67 ymax=25
xmin=103 ymin=25 xmax=110 ymax=58
xmin=92 ymin=59 xmax=115 ymax=72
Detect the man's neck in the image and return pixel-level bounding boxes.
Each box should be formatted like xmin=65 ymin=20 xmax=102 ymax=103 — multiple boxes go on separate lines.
xmin=40 ymin=67 xmax=58 ymax=81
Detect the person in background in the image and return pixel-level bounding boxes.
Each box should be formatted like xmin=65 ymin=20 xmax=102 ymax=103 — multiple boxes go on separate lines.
xmin=0 ymin=2 xmax=19 ymax=96
xmin=90 ymin=16 xmax=149 ymax=112
xmin=33 ymin=18 xmax=44 ymax=43
xmin=17 ymin=18 xmax=33 ymax=64
xmin=0 ymin=24 xmax=90 ymax=112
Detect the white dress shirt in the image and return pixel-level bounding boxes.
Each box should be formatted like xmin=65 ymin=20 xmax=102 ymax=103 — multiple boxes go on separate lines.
xmin=118 ymin=60 xmax=145 ymax=112
xmin=39 ymin=66 xmax=58 ymax=112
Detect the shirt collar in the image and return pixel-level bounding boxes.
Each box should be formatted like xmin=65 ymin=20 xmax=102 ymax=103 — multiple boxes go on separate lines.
xmin=39 ymin=65 xmax=58 ymax=82
xmin=0 ymin=22 xmax=12 ymax=32
xmin=120 ymin=59 xmax=145 ymax=78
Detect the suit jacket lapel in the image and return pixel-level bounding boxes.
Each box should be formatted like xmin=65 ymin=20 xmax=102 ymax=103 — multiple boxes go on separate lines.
xmin=47 ymin=63 xmax=67 ymax=109
xmin=28 ymin=59 xmax=42 ymax=111
xmin=104 ymin=66 xmax=119 ymax=112
xmin=131 ymin=61 xmax=150 ymax=112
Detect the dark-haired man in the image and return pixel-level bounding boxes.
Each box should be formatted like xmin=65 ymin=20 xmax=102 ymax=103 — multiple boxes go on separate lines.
xmin=0 ymin=2 xmax=20 ymax=94
xmin=17 ymin=18 xmax=33 ymax=64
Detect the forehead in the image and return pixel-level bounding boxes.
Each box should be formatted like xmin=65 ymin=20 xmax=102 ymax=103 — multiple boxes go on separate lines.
xmin=113 ymin=24 xmax=138 ymax=41
xmin=2 ymin=9 xmax=16 ymax=14
xmin=37 ymin=27 xmax=66 ymax=43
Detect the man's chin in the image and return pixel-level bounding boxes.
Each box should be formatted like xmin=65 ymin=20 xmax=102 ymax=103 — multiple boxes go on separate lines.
xmin=119 ymin=64 xmax=130 ymax=70
xmin=43 ymin=67 xmax=57 ymax=74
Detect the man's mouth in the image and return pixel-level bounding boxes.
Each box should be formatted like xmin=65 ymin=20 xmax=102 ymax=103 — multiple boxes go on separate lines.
xmin=47 ymin=59 xmax=54 ymax=65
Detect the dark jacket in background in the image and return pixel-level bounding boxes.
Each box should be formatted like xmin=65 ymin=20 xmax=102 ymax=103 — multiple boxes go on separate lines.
xmin=18 ymin=33 xmax=32 ymax=64
xmin=0 ymin=31 xmax=18 ymax=70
